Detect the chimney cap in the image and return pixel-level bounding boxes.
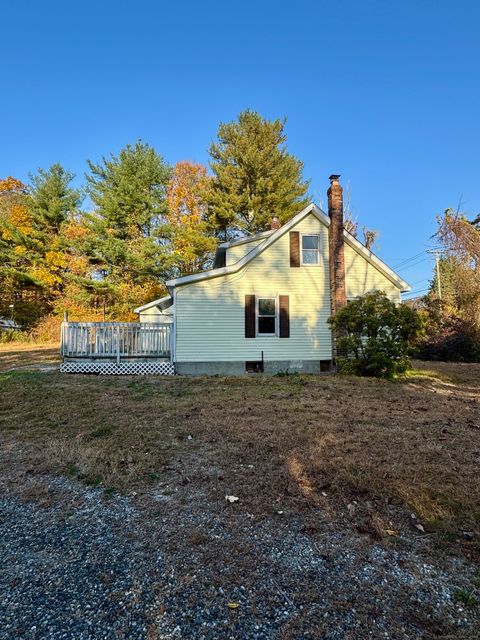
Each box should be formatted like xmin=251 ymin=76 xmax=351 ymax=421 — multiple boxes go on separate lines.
xmin=270 ymin=216 xmax=281 ymax=230
xmin=329 ymin=174 xmax=341 ymax=183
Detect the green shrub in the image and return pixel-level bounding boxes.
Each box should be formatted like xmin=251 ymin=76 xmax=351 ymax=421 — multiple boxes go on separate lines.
xmin=0 ymin=329 xmax=27 ymax=344
xmin=328 ymin=291 xmax=423 ymax=379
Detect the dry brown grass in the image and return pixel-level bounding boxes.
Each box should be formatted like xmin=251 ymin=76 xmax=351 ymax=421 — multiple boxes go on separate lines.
xmin=0 ymin=360 xmax=479 ymax=558
xmin=0 ymin=342 xmax=60 ymax=372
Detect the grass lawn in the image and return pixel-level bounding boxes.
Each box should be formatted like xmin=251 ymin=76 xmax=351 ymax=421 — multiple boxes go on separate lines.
xmin=0 ymin=356 xmax=479 ymax=558
xmin=0 ymin=342 xmax=59 ymax=372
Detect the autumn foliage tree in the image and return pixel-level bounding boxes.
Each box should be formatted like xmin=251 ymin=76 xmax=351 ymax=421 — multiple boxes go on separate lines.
xmin=165 ymin=161 xmax=216 ymax=274
xmin=416 ymin=208 xmax=480 ymax=361
xmin=434 ymin=208 xmax=480 ymax=330
xmin=0 ymin=167 xmax=82 ymax=328
xmin=0 ymin=177 xmax=36 ymax=324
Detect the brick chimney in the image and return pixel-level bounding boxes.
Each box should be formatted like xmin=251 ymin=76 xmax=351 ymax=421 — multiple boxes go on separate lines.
xmin=328 ymin=174 xmax=346 ymax=316
xmin=271 ymin=216 xmax=281 ymax=230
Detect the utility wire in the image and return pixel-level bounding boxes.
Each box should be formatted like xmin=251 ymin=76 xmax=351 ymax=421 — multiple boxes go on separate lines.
xmin=396 ymin=257 xmax=430 ymax=272
xmin=392 ymin=251 xmax=426 ymax=269
xmin=403 ymin=287 xmax=430 ymax=297
xmin=408 ymin=277 xmax=430 ymax=286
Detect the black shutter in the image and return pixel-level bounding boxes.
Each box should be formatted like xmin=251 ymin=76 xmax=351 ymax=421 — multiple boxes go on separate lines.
xmin=245 ymin=295 xmax=256 ymax=338
xmin=290 ymin=232 xmax=300 ymax=267
xmin=279 ymin=295 xmax=290 ymax=338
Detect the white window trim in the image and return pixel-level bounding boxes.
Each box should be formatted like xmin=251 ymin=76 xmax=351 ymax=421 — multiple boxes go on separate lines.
xmin=256 ymin=296 xmax=278 ymax=337
xmin=301 ymin=233 xmax=321 ymax=266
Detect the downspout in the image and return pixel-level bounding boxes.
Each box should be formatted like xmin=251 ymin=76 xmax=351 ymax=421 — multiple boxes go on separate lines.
xmin=171 ymin=287 xmax=177 ymax=366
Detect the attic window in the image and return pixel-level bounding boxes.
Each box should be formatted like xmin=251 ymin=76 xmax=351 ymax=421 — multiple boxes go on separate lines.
xmin=301 ymin=235 xmax=320 ymax=265
xmin=257 ymin=297 xmax=277 ymax=335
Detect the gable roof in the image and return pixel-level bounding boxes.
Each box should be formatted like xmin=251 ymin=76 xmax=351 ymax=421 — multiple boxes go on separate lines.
xmin=134 ymin=295 xmax=173 ymax=314
xmin=165 ymin=203 xmax=411 ymax=292
xmin=214 ymin=229 xmax=274 ymax=268
xmin=218 ymin=229 xmax=273 ymax=249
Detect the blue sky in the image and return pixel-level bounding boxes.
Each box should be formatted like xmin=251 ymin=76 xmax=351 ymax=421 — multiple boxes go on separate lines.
xmin=2 ymin=0 xmax=479 ymax=296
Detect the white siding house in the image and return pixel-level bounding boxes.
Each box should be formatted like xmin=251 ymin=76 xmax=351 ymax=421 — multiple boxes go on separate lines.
xmin=135 ymin=177 xmax=410 ymax=375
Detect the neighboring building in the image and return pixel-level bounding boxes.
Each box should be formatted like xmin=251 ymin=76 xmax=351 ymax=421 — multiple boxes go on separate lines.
xmin=0 ymin=316 xmax=21 ymax=331
xmin=135 ymin=175 xmax=410 ymax=375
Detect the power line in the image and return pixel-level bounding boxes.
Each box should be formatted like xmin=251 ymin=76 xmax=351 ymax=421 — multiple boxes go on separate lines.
xmin=396 ymin=257 xmax=430 ymax=272
xmin=408 ymin=277 xmax=430 ymax=286
xmin=403 ymin=287 xmax=430 ymax=298
xmin=392 ymin=251 xmax=426 ymax=269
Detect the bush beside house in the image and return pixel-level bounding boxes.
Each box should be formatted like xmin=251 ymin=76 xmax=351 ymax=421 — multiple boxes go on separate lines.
xmin=328 ymin=291 xmax=423 ymax=379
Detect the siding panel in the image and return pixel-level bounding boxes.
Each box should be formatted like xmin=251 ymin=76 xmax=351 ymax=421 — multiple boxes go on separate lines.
xmin=175 ymin=214 xmax=402 ymax=363
xmin=344 ymin=243 xmax=401 ymax=302
xmin=176 ymin=214 xmax=332 ymax=362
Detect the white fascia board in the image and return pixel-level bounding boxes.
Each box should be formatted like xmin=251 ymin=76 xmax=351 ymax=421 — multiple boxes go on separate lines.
xmin=164 ymin=202 xmax=410 ymax=293
xmin=166 ymin=203 xmax=327 ymax=288
xmin=343 ymin=231 xmax=411 ymax=292
xmin=218 ymin=229 xmax=274 ymax=249
xmin=134 ymin=295 xmax=172 ymax=314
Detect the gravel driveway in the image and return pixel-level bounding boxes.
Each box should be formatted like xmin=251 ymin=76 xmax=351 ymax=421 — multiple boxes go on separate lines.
xmin=1 ymin=472 xmax=479 ymax=640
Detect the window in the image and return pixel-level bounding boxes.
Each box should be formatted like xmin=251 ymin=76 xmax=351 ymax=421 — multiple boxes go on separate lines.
xmin=301 ymin=235 xmax=320 ymax=265
xmin=257 ymin=297 xmax=277 ymax=335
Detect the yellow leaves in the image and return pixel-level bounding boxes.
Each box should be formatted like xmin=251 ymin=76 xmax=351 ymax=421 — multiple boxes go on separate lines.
xmin=0 ymin=176 xmax=26 ymax=193
xmin=66 ymin=254 xmax=89 ymax=275
xmin=28 ymin=252 xmax=67 ymax=288
xmin=14 ymin=245 xmax=27 ymax=256
xmin=30 ymin=266 xmax=62 ymax=287
xmin=166 ymin=161 xmax=210 ymax=227
xmin=63 ymin=219 xmax=89 ymax=240
xmin=9 ymin=203 xmax=32 ymax=234
xmin=45 ymin=250 xmax=67 ymax=270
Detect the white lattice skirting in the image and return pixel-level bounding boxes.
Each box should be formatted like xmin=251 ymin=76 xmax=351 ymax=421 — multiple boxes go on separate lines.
xmin=60 ymin=361 xmax=176 ymax=375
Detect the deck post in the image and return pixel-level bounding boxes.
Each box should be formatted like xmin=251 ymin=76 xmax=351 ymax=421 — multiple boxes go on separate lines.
xmin=116 ymin=328 xmax=120 ymax=365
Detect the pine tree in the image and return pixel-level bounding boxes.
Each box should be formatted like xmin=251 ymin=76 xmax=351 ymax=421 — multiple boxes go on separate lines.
xmin=28 ymin=164 xmax=81 ymax=233
xmin=79 ymin=141 xmax=171 ymax=318
xmin=25 ymin=164 xmax=82 ymax=294
xmin=86 ymin=140 xmax=170 ymax=239
xmin=208 ymin=110 xmax=310 ymax=237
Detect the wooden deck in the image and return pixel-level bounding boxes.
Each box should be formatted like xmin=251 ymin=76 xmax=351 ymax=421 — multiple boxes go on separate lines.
xmin=61 ymin=322 xmax=172 ymax=364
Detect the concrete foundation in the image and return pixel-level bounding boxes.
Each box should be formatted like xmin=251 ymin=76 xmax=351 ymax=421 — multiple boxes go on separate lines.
xmin=175 ymin=360 xmax=330 ymax=376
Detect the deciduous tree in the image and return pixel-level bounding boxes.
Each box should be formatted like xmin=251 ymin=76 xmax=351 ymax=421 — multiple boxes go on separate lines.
xmin=165 ymin=161 xmax=216 ymax=274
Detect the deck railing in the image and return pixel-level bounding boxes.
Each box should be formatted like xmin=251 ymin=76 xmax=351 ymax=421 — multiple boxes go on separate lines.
xmin=61 ymin=322 xmax=172 ymax=363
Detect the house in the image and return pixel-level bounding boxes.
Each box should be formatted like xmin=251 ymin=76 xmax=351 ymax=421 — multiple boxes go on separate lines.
xmin=134 ymin=175 xmax=410 ymax=375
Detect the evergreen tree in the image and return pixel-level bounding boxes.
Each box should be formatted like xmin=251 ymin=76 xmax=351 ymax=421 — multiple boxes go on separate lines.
xmin=208 ymin=110 xmax=309 ymax=237
xmin=25 ymin=164 xmax=82 ymax=293
xmin=86 ymin=140 xmax=170 ymax=238
xmin=78 ymin=141 xmax=171 ymax=318
xmin=28 ymin=164 xmax=81 ymax=233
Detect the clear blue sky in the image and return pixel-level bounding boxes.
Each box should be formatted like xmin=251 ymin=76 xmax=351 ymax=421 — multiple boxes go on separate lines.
xmin=2 ymin=0 xmax=479 ymax=296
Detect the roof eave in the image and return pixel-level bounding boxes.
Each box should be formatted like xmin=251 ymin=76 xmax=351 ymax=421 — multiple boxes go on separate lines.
xmin=134 ymin=294 xmax=172 ymax=314
xmin=166 ymin=203 xmax=327 ymax=288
